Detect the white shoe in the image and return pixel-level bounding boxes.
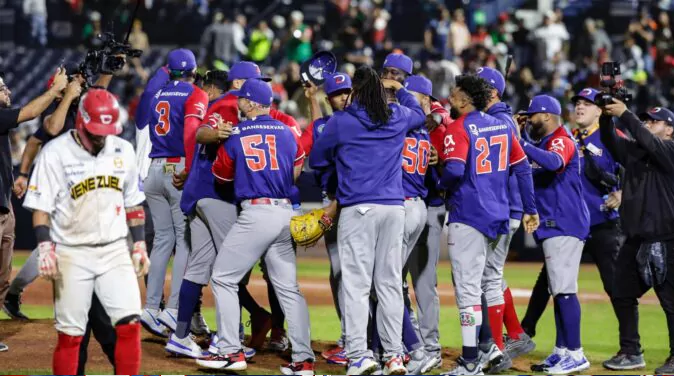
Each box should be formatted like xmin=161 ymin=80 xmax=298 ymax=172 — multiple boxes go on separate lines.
xmin=384 ymin=355 xmax=407 ymax=375
xmin=427 ymin=352 xmax=443 ymax=370
xmin=347 ymin=356 xmax=379 ymax=375
xmin=441 ymin=356 xmax=483 ymax=375
xmin=478 ymin=343 xmax=503 ymax=369
xmin=406 ymin=349 xmax=437 ymax=374
xmin=140 ymin=308 xmax=168 ymax=338
xmin=157 ymin=308 xmax=178 ymax=332
xmin=546 ymin=353 xmax=591 ymax=374
xmin=165 ymin=333 xmax=206 ymax=358
xmin=191 ymin=311 xmax=210 ymax=335
xmin=208 ymin=333 xmax=219 ymax=355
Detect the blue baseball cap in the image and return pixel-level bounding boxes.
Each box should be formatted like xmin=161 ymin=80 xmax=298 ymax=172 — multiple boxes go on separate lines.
xmin=229 ymin=78 xmax=273 ymax=106
xmin=404 ymin=75 xmax=432 ymax=96
xmin=324 ymin=72 xmax=352 ymax=96
xmin=571 ymin=88 xmax=601 ymax=105
xmin=476 ymin=67 xmax=505 ymax=97
xmin=228 ymin=61 xmax=271 ymax=82
xmin=640 ymin=107 xmax=674 ymax=126
xmin=167 ymin=49 xmax=197 ymax=71
xmin=300 ymin=50 xmax=338 ymax=85
xmin=383 ymin=53 xmax=413 ymax=75
xmin=523 ymin=95 xmax=562 ymax=116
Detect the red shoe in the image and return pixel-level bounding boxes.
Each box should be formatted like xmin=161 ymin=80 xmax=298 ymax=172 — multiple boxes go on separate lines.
xmin=321 ymin=345 xmax=344 ymax=359
xmin=247 ymin=310 xmax=272 ymax=350
xmin=280 ymin=359 xmax=314 ymax=375
xmin=196 ymin=350 xmax=246 ymax=371
xmin=326 ymin=349 xmax=348 ymax=365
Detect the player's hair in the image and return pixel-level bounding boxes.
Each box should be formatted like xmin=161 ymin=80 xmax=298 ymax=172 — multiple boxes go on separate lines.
xmin=351 ymin=66 xmax=391 ymax=125
xmin=455 ymin=74 xmax=492 ymax=112
xmin=203 ymin=70 xmax=229 ymax=92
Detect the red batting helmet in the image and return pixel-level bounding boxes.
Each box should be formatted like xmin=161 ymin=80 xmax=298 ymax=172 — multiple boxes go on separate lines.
xmin=76 ymin=88 xmax=122 ymax=136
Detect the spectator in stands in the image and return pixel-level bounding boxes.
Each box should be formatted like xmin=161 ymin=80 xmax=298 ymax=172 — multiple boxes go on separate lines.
xmin=23 ymin=0 xmax=47 ymax=47
xmin=345 ymin=36 xmax=374 ymax=68
xmin=129 ymin=19 xmax=150 ymax=53
xmin=424 ymin=6 xmax=451 ymax=60
xmin=232 ymin=14 xmax=249 ymax=62
xmin=286 ymin=11 xmax=313 ymax=63
xmin=82 ymin=11 xmax=103 ymax=49
xmin=371 ymin=7 xmax=390 ymax=49
xmin=248 ymin=21 xmax=274 ymax=64
xmin=200 ymin=11 xmax=236 ymax=68
xmin=533 ymin=11 xmax=570 ymax=60
xmin=0 ymin=69 xmax=68 ymax=354
xmin=449 ymin=9 xmax=470 ymax=58
xmin=628 ymin=12 xmax=655 ymax=73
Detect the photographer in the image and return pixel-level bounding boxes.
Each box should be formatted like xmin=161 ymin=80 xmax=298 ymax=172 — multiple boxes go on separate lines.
xmin=600 ymin=100 xmax=674 ymax=374
xmin=12 ymin=62 xmax=120 ymax=198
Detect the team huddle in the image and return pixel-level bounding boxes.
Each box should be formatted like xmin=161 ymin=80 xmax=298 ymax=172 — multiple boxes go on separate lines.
xmin=11 ymin=45 xmax=637 ymax=376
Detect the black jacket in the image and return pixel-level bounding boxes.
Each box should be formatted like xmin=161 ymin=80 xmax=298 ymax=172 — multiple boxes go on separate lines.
xmin=600 ymin=111 xmax=674 ymax=241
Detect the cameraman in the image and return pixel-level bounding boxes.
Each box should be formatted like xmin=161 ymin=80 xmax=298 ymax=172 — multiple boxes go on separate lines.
xmin=12 ymin=62 xmax=117 ymax=198
xmin=600 ymin=100 xmax=674 ymax=374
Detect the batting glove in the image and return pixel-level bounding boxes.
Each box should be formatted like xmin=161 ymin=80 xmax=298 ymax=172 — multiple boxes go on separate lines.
xmin=132 ymin=241 xmax=150 ymax=277
xmin=37 ymin=241 xmax=59 ymax=280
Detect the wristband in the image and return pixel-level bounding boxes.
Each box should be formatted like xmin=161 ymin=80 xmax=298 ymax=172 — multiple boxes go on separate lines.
xmin=35 ymin=225 xmax=51 ymax=243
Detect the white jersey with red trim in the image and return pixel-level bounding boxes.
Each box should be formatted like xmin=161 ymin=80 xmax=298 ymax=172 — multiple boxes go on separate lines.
xmin=23 ymin=131 xmax=145 ymax=246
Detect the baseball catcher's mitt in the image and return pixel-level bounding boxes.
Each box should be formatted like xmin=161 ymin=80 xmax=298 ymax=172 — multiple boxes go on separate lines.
xmin=290 ymin=209 xmax=334 ymax=247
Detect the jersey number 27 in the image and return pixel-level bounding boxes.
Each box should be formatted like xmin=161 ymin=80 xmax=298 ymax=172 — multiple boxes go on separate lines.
xmin=475 ymin=135 xmax=508 ymax=174
xmin=241 ymin=135 xmax=279 ymax=171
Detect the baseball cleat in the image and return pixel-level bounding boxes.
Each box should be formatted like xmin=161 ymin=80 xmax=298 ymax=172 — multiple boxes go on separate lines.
xmin=280 ymin=359 xmax=315 ymax=376
xmin=478 ymin=343 xmax=508 ymax=371
xmin=196 ymin=350 xmax=247 ymax=371
xmin=655 ymin=355 xmax=674 ymax=374
xmin=602 ymin=352 xmax=646 ymax=370
xmin=0 ymin=342 xmax=7 ymax=352
xmin=405 ymin=349 xmax=433 ymax=374
xmin=326 ymin=349 xmax=348 ymax=365
xmin=242 ymin=345 xmax=256 ymax=360
xmin=504 ymin=333 xmax=536 ymax=359
xmin=157 ymin=308 xmax=178 ymax=332
xmin=268 ymin=328 xmax=290 ymax=352
xmin=347 ymin=356 xmax=379 ymax=375
xmin=165 ymin=333 xmax=207 ymax=359
xmin=545 ymin=354 xmax=590 ymax=374
xmin=247 ymin=309 xmax=272 ymax=350
xmin=530 ymin=348 xmax=566 ymax=372
xmin=441 ymin=356 xmax=483 ymax=375
xmin=190 ymin=311 xmax=210 ymax=335
xmin=321 ymin=345 xmax=344 ymax=359
xmin=3 ymin=293 xmax=29 ymax=320
xmin=208 ymin=333 xmax=219 ymax=355
xmin=383 ymin=355 xmax=407 ymax=375
xmin=426 ymin=352 xmax=443 ymax=371
xmin=140 ymin=308 xmax=169 ymax=338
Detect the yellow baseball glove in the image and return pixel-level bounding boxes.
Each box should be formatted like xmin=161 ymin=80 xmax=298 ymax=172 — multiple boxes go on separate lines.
xmin=290 ymin=209 xmax=334 ymax=247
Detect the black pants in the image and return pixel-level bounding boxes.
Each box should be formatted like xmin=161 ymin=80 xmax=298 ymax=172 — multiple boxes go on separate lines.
xmin=612 ymin=237 xmax=674 ymax=356
xmin=77 ymin=294 xmax=116 ymax=375
xmin=521 ymin=220 xmax=624 ymax=336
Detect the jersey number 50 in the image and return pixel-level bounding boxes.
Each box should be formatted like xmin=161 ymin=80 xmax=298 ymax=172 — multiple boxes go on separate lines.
xmin=475 ymin=135 xmax=508 ymax=174
xmin=154 ymin=101 xmax=171 ymax=136
xmin=241 ymin=135 xmax=279 ymax=171
xmin=402 ymin=138 xmax=431 ymax=174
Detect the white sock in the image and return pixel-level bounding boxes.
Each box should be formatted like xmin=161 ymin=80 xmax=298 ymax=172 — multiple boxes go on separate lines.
xmin=553 ymin=346 xmax=567 ymax=356
xmin=568 ymin=348 xmax=585 ymax=361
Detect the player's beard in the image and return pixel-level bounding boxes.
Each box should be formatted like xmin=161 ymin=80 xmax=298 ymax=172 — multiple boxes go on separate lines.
xmin=450 ymin=107 xmax=460 ymax=120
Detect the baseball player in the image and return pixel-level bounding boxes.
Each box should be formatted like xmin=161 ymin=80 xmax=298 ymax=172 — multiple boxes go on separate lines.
xmin=310 ymin=66 xmax=426 ymax=375
xmin=197 ymin=78 xmax=314 ymax=375
xmin=406 ymin=81 xmax=451 ymax=372
xmin=518 ymin=95 xmax=590 ymax=374
xmin=141 ymin=48 xmax=209 ymax=336
xmin=164 ymin=70 xmax=239 ymax=358
xmin=303 ymin=72 xmax=352 ymax=365
xmin=476 ymin=66 xmax=537 ymax=363
xmin=438 ymin=74 xmax=538 ymax=375
xmin=22 ymin=88 xmax=150 ymax=375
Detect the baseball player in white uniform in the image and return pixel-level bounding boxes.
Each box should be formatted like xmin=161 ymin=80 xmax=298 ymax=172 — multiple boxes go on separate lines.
xmin=22 ymin=89 xmax=151 ymax=375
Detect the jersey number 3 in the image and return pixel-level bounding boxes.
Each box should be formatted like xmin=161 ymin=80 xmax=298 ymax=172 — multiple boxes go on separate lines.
xmin=402 ymin=138 xmax=431 ymax=174
xmin=241 ymin=135 xmax=279 ymax=171
xmin=475 ymin=135 xmax=508 ymax=174
xmin=154 ymin=101 xmax=171 ymax=136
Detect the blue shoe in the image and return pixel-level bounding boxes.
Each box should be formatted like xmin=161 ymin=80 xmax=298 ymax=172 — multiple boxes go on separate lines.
xmin=347 ymin=356 xmax=379 ymax=375
xmin=546 ymin=354 xmax=590 ymax=374
xmin=531 ymin=351 xmax=564 ymax=372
